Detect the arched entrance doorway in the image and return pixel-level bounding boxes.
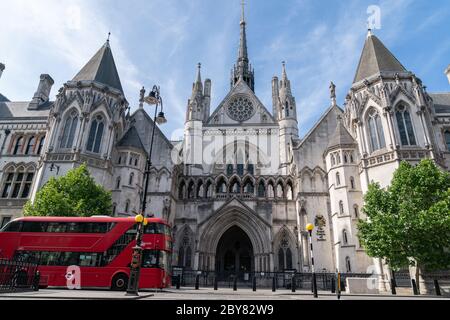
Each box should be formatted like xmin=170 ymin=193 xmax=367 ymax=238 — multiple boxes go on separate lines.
xmin=215 ymin=226 xmax=254 ymax=279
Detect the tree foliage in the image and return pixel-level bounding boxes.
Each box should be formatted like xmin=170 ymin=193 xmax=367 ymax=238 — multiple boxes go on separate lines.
xmin=358 ymin=160 xmax=450 ymax=271
xmin=24 ymin=164 xmax=112 ymax=217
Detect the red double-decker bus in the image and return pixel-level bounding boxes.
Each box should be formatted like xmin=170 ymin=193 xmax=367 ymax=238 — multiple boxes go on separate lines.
xmin=0 ymin=216 xmax=172 ymax=290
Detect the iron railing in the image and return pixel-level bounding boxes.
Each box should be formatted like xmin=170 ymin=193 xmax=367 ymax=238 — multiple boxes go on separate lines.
xmin=0 ymin=259 xmax=39 ymax=293
xmin=171 ymin=269 xmax=377 ymax=291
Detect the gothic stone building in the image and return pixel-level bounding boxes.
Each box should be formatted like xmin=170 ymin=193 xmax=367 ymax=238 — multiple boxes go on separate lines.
xmin=1 ymin=11 xmax=450 ymax=284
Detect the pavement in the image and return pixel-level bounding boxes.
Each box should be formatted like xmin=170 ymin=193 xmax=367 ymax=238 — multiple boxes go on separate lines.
xmin=0 ymin=287 xmax=448 ymax=300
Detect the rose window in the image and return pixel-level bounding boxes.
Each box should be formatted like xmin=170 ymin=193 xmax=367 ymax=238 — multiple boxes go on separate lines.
xmin=227 ymin=96 xmax=255 ymax=122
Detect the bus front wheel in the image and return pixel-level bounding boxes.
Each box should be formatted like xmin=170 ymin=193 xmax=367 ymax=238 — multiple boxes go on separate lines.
xmin=111 ymin=274 xmax=129 ymax=291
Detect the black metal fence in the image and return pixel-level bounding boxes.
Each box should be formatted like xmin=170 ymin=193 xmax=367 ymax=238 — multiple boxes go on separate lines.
xmin=0 ymin=259 xmax=40 ymax=293
xmin=171 ymin=269 xmax=376 ymax=291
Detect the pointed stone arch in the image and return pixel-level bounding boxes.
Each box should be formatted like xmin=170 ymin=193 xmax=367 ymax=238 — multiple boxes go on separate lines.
xmin=187 ymin=179 xmax=195 ymax=199
xmin=175 ymin=225 xmax=195 ymax=269
xmin=273 ymin=226 xmax=298 ymax=271
xmin=198 ymin=200 xmax=272 ymax=271
xmin=228 ymin=175 xmax=241 ymax=193
xmin=242 ymin=175 xmax=255 ymax=194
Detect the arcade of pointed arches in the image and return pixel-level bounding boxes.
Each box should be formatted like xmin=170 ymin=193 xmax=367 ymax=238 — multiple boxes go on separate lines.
xmin=177 ymin=175 xmax=295 ymax=200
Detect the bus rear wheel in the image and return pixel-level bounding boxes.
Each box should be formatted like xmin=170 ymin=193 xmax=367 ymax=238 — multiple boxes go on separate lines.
xmin=111 ymin=274 xmax=128 ymax=291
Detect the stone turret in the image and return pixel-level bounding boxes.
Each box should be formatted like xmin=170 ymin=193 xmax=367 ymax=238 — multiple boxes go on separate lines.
xmin=186 ymin=63 xmax=211 ymax=122
xmin=272 ymin=62 xmax=298 ymax=172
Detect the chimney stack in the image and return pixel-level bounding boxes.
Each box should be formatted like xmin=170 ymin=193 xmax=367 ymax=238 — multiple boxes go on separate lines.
xmin=445 ymin=65 xmax=450 ymax=85
xmin=29 ymin=74 xmax=54 ymax=110
xmin=0 ymin=63 xmax=5 ymax=79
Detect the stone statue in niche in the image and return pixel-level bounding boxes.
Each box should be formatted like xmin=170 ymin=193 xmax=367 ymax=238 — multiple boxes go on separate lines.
xmin=315 ymin=215 xmax=326 ymax=241
xmin=162 ymin=198 xmax=171 ymax=219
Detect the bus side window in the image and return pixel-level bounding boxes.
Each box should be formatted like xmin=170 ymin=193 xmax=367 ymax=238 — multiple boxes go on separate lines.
xmin=1 ymin=220 xmax=22 ymax=232
xmin=145 ymin=223 xmax=156 ymax=234
xmin=47 ymin=222 xmax=67 ymax=233
xmin=22 ymin=222 xmax=46 ymax=232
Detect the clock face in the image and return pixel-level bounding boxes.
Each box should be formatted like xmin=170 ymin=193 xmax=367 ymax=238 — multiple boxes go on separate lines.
xmin=226 ymin=95 xmax=255 ymax=122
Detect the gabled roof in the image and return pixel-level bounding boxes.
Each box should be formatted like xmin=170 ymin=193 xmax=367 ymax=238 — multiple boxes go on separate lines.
xmin=207 ymin=78 xmax=276 ymax=125
xmin=117 ymin=126 xmax=146 ymax=151
xmin=294 ymin=104 xmax=343 ymax=149
xmin=353 ymin=33 xmax=407 ymax=84
xmin=0 ymin=93 xmax=9 ymax=102
xmin=72 ymin=41 xmax=123 ymax=93
xmin=429 ymin=93 xmax=450 ymax=114
xmin=326 ymin=120 xmax=356 ymax=150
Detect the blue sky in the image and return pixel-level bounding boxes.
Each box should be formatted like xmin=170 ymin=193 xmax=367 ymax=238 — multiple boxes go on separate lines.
xmin=1 ymin=0 xmax=449 ymax=140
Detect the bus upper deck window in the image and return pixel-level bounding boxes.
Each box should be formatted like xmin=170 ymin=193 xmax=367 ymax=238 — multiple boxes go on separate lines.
xmin=1 ymin=220 xmax=22 ymax=232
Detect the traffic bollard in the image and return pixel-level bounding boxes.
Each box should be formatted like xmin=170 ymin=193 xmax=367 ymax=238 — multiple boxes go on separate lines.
xmin=434 ymin=280 xmax=441 ymax=296
xmin=195 ymin=274 xmax=200 ymax=290
xmin=411 ymin=279 xmax=419 ymax=295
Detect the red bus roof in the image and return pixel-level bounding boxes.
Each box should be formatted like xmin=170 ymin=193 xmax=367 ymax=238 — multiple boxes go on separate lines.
xmin=11 ymin=216 xmax=170 ymax=225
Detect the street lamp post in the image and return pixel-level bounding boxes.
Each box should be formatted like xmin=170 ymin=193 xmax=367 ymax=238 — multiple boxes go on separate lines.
xmin=126 ymin=85 xmax=167 ymax=296
xmin=306 ymin=223 xmax=318 ymax=298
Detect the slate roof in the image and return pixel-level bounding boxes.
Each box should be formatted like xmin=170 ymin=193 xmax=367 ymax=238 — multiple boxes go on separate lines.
xmin=353 ymin=33 xmax=407 ymax=83
xmin=72 ymin=41 xmax=123 ymax=93
xmin=429 ymin=93 xmax=450 ymax=114
xmin=0 ymin=93 xmax=9 ymax=102
xmin=0 ymin=101 xmax=53 ymax=119
xmin=117 ymin=126 xmax=146 ymax=151
xmin=327 ymin=120 xmax=356 ymax=150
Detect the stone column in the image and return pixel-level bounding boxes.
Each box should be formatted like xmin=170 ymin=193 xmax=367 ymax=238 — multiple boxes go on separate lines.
xmin=48 ymin=115 xmax=62 ymax=151
xmin=383 ymin=107 xmax=397 ymax=150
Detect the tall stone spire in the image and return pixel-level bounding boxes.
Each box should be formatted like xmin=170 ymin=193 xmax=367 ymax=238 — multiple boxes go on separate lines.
xmin=231 ymin=0 xmax=254 ymax=91
xmin=238 ymin=0 xmax=248 ymax=66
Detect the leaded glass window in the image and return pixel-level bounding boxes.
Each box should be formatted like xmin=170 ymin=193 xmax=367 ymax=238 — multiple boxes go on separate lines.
xmin=396 ymin=105 xmax=416 ymax=146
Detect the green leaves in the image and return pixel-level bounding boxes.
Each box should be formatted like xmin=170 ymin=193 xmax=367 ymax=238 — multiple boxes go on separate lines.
xmin=358 ymin=160 xmax=450 ymax=271
xmin=24 ymin=164 xmax=112 ymax=217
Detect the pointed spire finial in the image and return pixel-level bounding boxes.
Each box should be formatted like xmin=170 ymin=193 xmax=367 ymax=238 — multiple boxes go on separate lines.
xmin=196 ymin=63 xmax=202 ymax=83
xmin=241 ymin=0 xmax=246 ymax=23
xmin=282 ymin=61 xmax=287 ymax=79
